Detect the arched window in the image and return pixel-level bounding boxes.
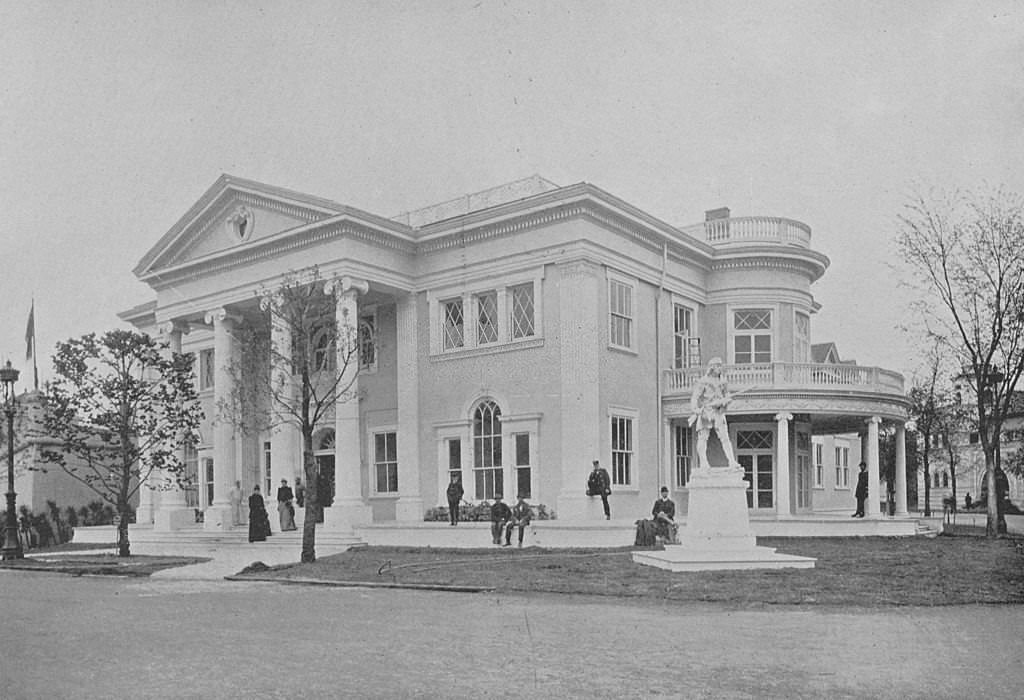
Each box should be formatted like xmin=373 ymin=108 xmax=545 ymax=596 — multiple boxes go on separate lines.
xmin=942 ymin=471 xmax=949 ymax=488
xmin=311 ymin=323 xmax=336 ymax=372
xmin=473 ymin=400 xmax=502 ymax=500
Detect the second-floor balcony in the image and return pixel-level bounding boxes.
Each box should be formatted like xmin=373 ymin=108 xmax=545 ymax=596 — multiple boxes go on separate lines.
xmin=664 ymin=362 xmax=905 ymax=398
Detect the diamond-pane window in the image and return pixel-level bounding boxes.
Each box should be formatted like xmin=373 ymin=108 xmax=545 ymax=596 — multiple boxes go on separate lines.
xmin=510 ymin=283 xmax=535 ymax=339
xmin=736 ymin=430 xmax=773 ymax=450
xmin=735 ymin=310 xmax=771 ymax=330
xmin=443 ymin=299 xmax=464 ymax=350
xmin=477 ymin=292 xmax=498 ymax=344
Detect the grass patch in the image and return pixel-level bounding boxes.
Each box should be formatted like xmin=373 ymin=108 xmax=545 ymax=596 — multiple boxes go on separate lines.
xmin=242 ymin=536 xmax=1024 ymax=606
xmin=0 ymin=552 xmax=208 ymax=577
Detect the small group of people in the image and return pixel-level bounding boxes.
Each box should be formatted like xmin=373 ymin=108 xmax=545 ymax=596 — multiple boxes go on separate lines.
xmin=227 ymin=476 xmax=305 ymax=543
xmin=489 ymin=493 xmax=534 ymax=547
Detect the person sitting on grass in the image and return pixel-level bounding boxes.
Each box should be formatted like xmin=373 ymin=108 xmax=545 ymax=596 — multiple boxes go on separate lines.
xmin=490 ymin=495 xmax=512 ymax=545
xmin=651 ymin=486 xmax=678 ymax=544
xmin=504 ymin=494 xmax=533 ymax=548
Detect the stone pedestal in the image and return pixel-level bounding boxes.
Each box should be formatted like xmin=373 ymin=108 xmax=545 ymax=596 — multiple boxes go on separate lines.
xmin=321 ymin=502 xmax=373 ymax=532
xmin=153 ymin=507 xmax=196 ymax=531
xmin=633 ymin=468 xmax=815 ymax=571
xmin=202 ymin=504 xmax=235 ymax=532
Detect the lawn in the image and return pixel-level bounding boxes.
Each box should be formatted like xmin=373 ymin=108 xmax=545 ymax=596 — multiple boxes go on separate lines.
xmin=238 ymin=535 xmax=1024 ymax=607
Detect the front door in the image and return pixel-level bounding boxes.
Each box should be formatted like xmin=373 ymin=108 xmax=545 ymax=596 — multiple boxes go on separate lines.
xmin=736 ymin=430 xmax=774 ymax=510
xmin=315 ymin=454 xmax=335 ymax=523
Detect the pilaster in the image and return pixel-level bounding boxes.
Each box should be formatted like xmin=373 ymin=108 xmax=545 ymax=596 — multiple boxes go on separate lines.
xmin=555 ymin=260 xmax=603 ymax=520
xmin=394 ymin=293 xmax=423 ymax=521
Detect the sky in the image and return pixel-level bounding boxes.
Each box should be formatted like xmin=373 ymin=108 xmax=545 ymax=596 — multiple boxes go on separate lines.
xmin=1 ymin=0 xmax=1022 ymax=390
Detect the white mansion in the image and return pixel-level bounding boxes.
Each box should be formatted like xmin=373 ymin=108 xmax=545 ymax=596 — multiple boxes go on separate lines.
xmin=123 ymin=174 xmax=910 ymax=532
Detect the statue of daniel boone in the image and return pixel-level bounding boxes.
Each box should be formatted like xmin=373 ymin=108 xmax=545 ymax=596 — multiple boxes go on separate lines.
xmin=689 ymin=358 xmax=739 ymax=471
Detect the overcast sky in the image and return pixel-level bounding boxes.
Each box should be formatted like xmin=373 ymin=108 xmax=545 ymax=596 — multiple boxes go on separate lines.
xmin=1 ymin=0 xmax=1022 ymax=389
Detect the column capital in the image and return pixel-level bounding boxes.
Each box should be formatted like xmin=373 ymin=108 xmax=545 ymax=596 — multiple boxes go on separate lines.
xmin=156 ymin=320 xmax=191 ymax=341
xmin=559 ymin=258 xmax=597 ymax=280
xmin=866 ymin=416 xmax=883 ymax=427
xmin=204 ymin=307 xmax=242 ymax=326
xmin=774 ymin=412 xmax=793 ymax=423
xmin=325 ymin=275 xmax=370 ymax=297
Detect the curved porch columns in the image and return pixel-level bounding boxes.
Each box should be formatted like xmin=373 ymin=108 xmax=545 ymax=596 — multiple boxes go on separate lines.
xmin=775 ymin=413 xmax=792 ymax=518
xmin=895 ymin=422 xmax=909 ymax=516
xmin=864 ymin=416 xmax=882 ymax=519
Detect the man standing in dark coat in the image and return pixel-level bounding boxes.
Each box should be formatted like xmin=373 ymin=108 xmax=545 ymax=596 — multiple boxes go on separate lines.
xmin=446 ymin=474 xmax=464 ymax=526
xmin=853 ymin=462 xmax=869 ymax=517
xmin=587 ymin=460 xmax=612 ymax=520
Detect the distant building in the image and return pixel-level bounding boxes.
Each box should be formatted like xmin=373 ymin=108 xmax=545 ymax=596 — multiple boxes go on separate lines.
xmin=123 ymin=174 xmax=910 ymax=532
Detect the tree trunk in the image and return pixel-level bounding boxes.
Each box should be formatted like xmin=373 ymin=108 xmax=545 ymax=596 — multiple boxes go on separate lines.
xmin=922 ymin=449 xmax=931 ymax=517
xmin=300 ymin=433 xmax=317 ymax=563
xmin=117 ymin=504 xmax=131 ymax=557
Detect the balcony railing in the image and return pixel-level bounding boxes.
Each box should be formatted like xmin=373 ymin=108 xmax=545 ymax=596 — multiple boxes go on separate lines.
xmin=664 ymin=362 xmax=905 ymax=397
xmin=678 ymin=216 xmax=812 ymax=248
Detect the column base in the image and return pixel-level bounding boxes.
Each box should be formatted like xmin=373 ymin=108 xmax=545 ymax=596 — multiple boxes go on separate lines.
xmin=153 ymin=507 xmax=198 ymax=531
xmin=202 ymin=505 xmax=235 ymax=532
xmin=322 ymin=501 xmax=373 ymax=531
xmin=395 ymin=497 xmax=425 ymax=522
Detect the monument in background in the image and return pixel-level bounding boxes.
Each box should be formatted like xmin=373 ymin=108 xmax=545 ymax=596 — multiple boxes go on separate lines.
xmin=633 ymin=359 xmax=816 ymax=571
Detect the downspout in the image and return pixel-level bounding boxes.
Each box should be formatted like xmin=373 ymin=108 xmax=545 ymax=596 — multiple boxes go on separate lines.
xmin=656 ymin=241 xmax=668 ymax=490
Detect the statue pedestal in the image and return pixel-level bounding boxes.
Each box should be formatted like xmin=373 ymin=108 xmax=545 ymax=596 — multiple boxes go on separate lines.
xmin=633 ymin=468 xmax=815 ymax=572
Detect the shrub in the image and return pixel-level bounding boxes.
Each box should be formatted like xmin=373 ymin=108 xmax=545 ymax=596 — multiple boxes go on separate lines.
xmin=424 ymin=501 xmax=556 ymax=521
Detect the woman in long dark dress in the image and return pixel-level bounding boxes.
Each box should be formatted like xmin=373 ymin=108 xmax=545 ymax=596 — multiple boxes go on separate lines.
xmin=248 ymin=485 xmax=272 ymax=542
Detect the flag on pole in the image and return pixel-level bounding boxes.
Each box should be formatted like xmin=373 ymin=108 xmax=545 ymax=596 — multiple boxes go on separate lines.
xmin=25 ymin=301 xmax=35 ymax=361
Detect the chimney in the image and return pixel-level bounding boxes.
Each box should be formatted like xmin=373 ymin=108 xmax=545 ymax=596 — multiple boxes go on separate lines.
xmin=705 ymin=207 xmax=730 ymax=221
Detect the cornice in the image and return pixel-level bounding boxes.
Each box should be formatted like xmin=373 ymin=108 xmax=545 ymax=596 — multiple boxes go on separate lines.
xmin=143 ymin=218 xmax=417 ymax=288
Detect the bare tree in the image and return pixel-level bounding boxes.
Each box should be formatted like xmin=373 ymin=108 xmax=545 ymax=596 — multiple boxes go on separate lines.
xmin=221 ymin=267 xmax=360 ymax=562
xmin=897 ymin=187 xmax=1024 ymax=536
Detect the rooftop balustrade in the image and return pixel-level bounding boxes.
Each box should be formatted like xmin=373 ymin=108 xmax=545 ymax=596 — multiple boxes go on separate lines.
xmin=678 ymin=216 xmax=812 ymax=248
xmin=664 ymin=362 xmax=905 ymax=398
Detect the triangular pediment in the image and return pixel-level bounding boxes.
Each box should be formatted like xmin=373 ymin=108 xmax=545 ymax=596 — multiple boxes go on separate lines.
xmin=134 ymin=175 xmax=349 ymax=278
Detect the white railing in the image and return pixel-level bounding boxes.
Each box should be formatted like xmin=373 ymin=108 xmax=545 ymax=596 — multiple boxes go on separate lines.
xmin=665 ymin=362 xmax=905 ymax=396
xmin=678 ymin=216 xmax=812 ymax=248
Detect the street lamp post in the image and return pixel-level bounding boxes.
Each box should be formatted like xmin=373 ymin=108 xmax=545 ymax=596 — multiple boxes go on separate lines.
xmin=1 ymin=359 xmax=23 ymax=560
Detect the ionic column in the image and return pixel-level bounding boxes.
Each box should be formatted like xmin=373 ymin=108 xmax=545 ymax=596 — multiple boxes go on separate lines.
xmin=395 ymin=292 xmax=423 ymax=521
xmin=267 ymin=302 xmax=299 ymax=508
xmin=865 ymin=416 xmax=882 ymax=518
xmin=324 ymin=276 xmax=372 ymax=529
xmin=555 ymin=260 xmax=602 ymax=520
xmin=894 ymin=422 xmax=908 ymax=516
xmin=774 ymin=412 xmax=793 ymax=518
xmin=152 ymin=321 xmax=195 ymax=530
xmin=203 ymin=307 xmax=240 ymax=531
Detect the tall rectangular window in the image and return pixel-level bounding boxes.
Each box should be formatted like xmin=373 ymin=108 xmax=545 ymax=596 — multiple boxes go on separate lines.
xmin=373 ymin=432 xmax=398 ymax=493
xmin=610 ymin=415 xmax=633 ymax=485
xmin=199 ymin=349 xmax=215 ymax=390
xmin=442 ymin=298 xmax=464 ymax=350
xmin=509 ymin=283 xmax=535 ymax=339
xmin=476 ymin=291 xmax=498 ymax=345
xmin=447 ymin=438 xmax=462 ymax=483
xmin=609 ymin=279 xmax=633 ymax=349
xmin=834 ymin=446 xmax=849 ymax=487
xmin=814 ymin=443 xmax=823 ymax=488
xmin=183 ymin=444 xmax=199 ymax=508
xmin=674 ymin=423 xmax=692 ymax=487
xmin=203 ymin=458 xmax=215 ymax=509
xmin=359 ymin=311 xmax=377 ymax=370
xmin=264 ymin=441 xmax=272 ymax=495
xmin=733 ymin=309 xmax=772 ymax=364
xmin=673 ymin=305 xmax=697 ymax=369
xmin=795 ymin=312 xmax=810 ymax=363
xmin=473 ymin=401 xmax=503 ymax=500
xmin=514 ymin=432 xmax=531 ymax=499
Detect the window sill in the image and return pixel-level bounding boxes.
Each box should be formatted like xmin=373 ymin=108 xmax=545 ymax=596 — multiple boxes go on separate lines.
xmin=432 ymin=337 xmax=544 ymax=361
xmin=369 ymin=493 xmax=400 ymax=500
xmin=607 ymin=344 xmax=638 ymax=357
